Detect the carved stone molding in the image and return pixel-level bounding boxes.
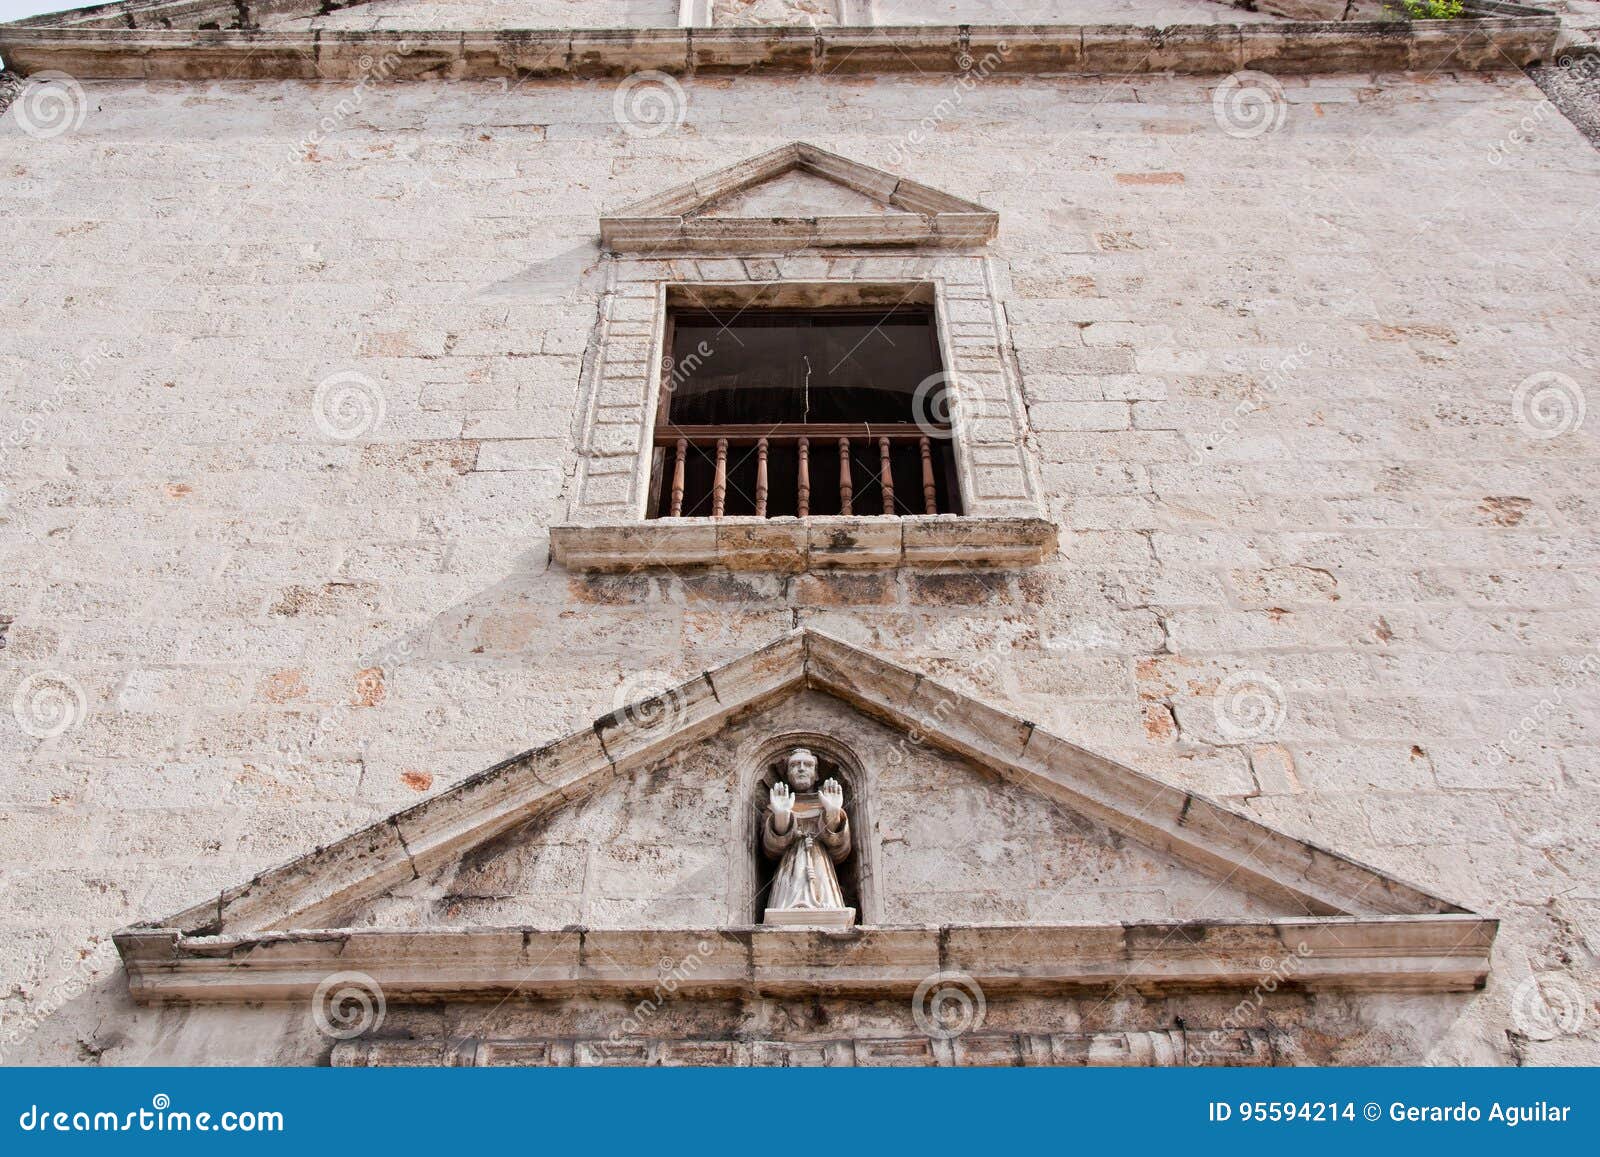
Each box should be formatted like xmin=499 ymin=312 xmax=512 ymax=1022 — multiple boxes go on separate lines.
xmin=116 ymin=916 xmax=1495 ymax=1003
xmin=332 ymin=1028 xmax=1269 ymax=1067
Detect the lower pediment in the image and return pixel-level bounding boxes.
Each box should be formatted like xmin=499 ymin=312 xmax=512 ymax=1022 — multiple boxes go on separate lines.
xmin=115 ymin=916 xmax=1493 ymax=1004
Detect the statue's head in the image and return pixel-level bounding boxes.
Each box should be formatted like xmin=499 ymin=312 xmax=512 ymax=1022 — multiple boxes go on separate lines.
xmin=784 ymin=747 xmax=820 ymax=792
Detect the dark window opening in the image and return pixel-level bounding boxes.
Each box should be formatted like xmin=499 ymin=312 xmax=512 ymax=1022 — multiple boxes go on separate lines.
xmin=648 ymin=307 xmax=963 ymax=520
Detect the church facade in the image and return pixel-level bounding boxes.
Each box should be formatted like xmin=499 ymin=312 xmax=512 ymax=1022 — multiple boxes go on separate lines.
xmin=0 ymin=0 xmax=1597 ymax=1066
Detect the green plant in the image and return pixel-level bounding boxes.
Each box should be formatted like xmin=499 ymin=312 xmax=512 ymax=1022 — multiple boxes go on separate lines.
xmin=1397 ymin=0 xmax=1467 ymax=18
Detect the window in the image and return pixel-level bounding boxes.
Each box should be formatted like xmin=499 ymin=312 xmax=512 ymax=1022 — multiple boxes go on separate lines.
xmin=648 ymin=306 xmax=964 ymax=519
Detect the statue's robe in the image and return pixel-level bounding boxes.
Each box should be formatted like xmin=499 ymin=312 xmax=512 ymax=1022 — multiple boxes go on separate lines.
xmin=762 ymin=793 xmax=851 ymax=912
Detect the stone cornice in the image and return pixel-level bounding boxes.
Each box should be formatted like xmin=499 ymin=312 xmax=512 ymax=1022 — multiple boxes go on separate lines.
xmin=113 ymin=916 xmax=1496 ymax=1003
xmin=0 ymin=20 xmax=1565 ymax=82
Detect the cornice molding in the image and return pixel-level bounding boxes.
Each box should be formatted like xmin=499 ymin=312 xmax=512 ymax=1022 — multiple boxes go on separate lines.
xmin=0 ymin=20 xmax=1565 ymax=82
xmin=115 ymin=916 xmax=1496 ymax=1003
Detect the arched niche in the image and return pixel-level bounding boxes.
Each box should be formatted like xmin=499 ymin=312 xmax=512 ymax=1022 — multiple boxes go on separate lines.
xmin=730 ymin=731 xmax=879 ymax=926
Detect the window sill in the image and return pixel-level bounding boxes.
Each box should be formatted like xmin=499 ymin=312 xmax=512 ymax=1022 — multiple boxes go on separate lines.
xmin=549 ymin=516 xmax=1057 ymax=573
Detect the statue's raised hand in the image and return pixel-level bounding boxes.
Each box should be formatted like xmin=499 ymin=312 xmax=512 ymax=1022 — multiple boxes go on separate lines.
xmin=819 ymin=777 xmax=845 ymax=824
xmin=769 ymin=780 xmax=795 ymax=820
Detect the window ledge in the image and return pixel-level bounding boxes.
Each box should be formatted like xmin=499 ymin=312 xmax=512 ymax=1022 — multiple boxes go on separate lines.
xmin=549 ymin=516 xmax=1057 ymax=573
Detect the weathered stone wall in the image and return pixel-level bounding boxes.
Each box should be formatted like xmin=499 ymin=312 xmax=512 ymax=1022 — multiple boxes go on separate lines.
xmin=1 ymin=67 xmax=1597 ymax=1065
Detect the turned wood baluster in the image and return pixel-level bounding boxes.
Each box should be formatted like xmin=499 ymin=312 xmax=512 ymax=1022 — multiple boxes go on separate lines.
xmin=755 ymin=437 xmax=769 ymax=518
xmin=797 ymin=437 xmax=810 ymax=517
xmin=712 ymin=437 xmax=728 ymax=518
xmin=669 ymin=437 xmax=687 ymax=517
xmin=920 ymin=436 xmax=938 ymax=515
xmin=837 ymin=437 xmax=853 ymax=516
xmin=879 ymin=436 xmax=895 ymax=515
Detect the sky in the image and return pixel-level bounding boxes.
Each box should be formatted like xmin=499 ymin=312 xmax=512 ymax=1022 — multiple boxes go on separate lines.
xmin=1 ymin=0 xmax=79 ymax=23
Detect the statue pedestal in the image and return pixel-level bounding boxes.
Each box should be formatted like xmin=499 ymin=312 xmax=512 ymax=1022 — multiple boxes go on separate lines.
xmin=763 ymin=907 xmax=855 ymax=929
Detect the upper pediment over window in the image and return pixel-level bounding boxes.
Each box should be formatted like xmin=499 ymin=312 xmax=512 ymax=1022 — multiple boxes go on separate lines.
xmin=599 ymin=142 xmax=999 ymax=254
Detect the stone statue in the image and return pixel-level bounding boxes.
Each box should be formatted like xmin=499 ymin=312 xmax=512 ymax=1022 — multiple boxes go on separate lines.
xmin=761 ymin=747 xmax=855 ymax=927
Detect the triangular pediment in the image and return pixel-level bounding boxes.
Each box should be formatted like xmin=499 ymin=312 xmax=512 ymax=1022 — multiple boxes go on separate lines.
xmin=115 ymin=630 xmax=1493 ymax=1003
xmin=599 ymin=142 xmax=998 ymax=253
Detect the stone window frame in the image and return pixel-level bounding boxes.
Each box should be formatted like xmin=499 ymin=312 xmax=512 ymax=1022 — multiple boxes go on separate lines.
xmin=552 ymin=253 xmax=1054 ymax=572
